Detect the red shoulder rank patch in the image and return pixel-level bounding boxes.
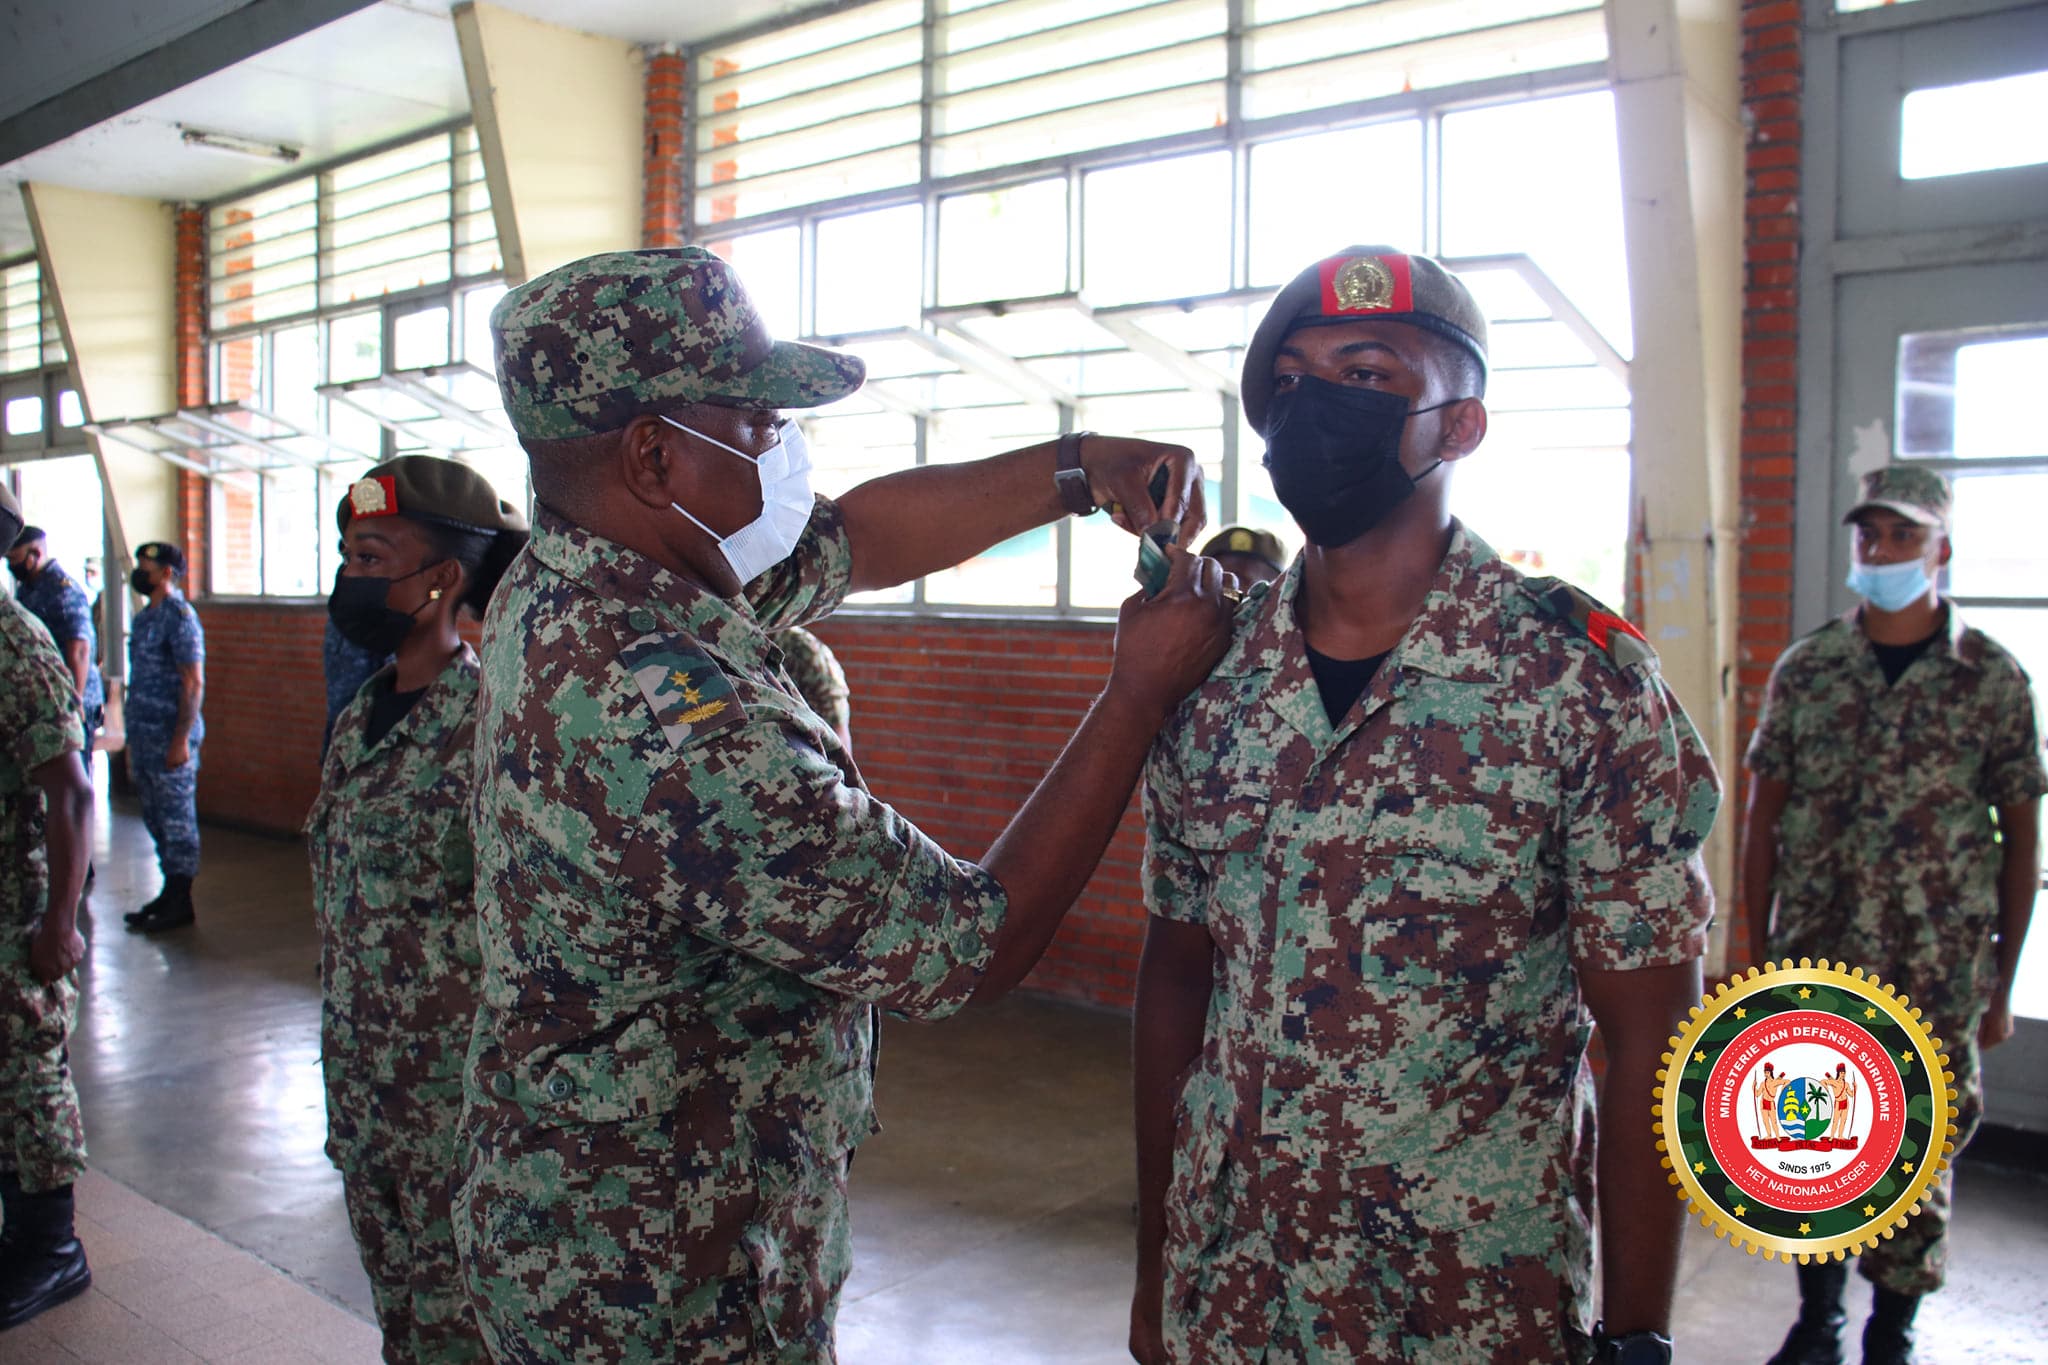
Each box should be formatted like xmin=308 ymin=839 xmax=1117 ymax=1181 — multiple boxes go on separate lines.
xmin=1586 ymin=609 xmax=1646 ymax=651
xmin=1318 ymin=252 xmax=1414 ymax=316
xmin=348 ymin=475 xmax=399 ymax=520
xmin=1531 ymin=580 xmax=1657 ymax=671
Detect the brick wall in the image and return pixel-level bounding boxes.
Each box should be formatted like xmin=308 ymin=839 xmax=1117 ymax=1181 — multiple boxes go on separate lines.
xmin=1735 ymin=0 xmax=1806 ymax=958
xmin=642 ymin=49 xmax=686 ymax=248
xmin=191 ymin=600 xmax=329 ymax=831
xmin=175 ymin=206 xmax=209 ymax=592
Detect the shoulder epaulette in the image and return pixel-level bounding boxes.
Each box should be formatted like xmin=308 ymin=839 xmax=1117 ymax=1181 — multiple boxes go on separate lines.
xmin=1523 ymin=577 xmax=1657 ymax=671
xmin=617 ymin=632 xmax=746 ymax=750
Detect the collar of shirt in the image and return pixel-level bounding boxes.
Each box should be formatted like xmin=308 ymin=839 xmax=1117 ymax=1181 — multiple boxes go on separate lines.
xmin=329 ymin=645 xmax=479 ymax=774
xmin=1214 ymin=521 xmax=1508 ymax=747
xmin=1844 ymin=598 xmax=1982 ymax=676
xmin=528 ymin=505 xmax=778 ymax=675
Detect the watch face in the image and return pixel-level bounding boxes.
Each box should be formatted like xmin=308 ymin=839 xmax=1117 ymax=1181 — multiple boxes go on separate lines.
xmin=1615 ymin=1337 xmax=1673 ymax=1365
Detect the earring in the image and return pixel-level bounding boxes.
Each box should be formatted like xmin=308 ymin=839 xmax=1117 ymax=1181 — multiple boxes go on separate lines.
xmin=429 ymin=588 xmax=443 ymax=600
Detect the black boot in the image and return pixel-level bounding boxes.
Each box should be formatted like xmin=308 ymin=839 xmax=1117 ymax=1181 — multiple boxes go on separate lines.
xmin=1861 ymin=1287 xmax=1920 ymax=1365
xmin=0 ymin=1182 xmax=91 ymax=1329
xmin=129 ymin=875 xmax=194 ymax=933
xmin=0 ymin=1172 xmax=23 ymax=1277
xmin=1766 ymin=1259 xmax=1848 ymax=1364
xmin=122 ymin=884 xmax=166 ymax=925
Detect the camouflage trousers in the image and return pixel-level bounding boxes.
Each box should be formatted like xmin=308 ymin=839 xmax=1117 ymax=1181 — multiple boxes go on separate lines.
xmin=0 ymin=927 xmax=87 ymax=1194
xmin=131 ymin=741 xmax=200 ymax=878
xmin=327 ymin=1068 xmax=487 ymax=1364
xmin=1852 ymin=1017 xmax=1984 ymax=1297
xmin=456 ymin=1104 xmax=852 ymax=1363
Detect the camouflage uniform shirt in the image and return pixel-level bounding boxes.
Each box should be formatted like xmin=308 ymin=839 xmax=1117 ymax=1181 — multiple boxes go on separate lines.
xmin=14 ymin=559 xmax=102 ymax=714
xmin=1748 ymin=603 xmax=2046 ymax=1009
xmin=458 ymin=497 xmax=1007 ymax=1361
xmin=1144 ymin=525 xmax=1720 ymax=1362
xmin=776 ymin=627 xmax=850 ymax=739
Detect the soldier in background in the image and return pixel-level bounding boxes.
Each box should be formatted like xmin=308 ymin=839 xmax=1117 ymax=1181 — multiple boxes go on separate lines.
xmin=309 ymin=457 xmax=527 ymax=1364
xmin=0 ymin=483 xmax=95 ymax=1331
xmin=457 ymin=247 xmax=1234 ymax=1362
xmin=122 ymin=543 xmax=205 ymax=933
xmin=1133 ymin=249 xmax=1719 ymax=1365
xmin=777 ymin=626 xmax=852 ymax=753
xmin=1744 ymin=465 xmax=2044 ymax=1365
xmin=1196 ymin=525 xmax=1288 ymax=590
xmin=7 ymin=526 xmax=104 ymax=742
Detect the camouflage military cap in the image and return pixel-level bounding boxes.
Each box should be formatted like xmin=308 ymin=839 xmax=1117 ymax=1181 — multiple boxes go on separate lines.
xmin=338 ymin=455 xmax=529 ymax=537
xmin=1242 ymin=247 xmax=1489 ymax=434
xmin=1199 ymin=524 xmax=1287 ymax=571
xmin=491 ymin=248 xmax=866 ymax=441
xmin=1843 ymin=464 xmax=1949 ymax=528
xmin=0 ymin=481 xmax=20 ymax=550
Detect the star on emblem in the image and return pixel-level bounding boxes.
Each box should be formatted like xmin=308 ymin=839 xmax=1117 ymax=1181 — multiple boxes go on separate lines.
xmin=1694 ymin=1050 xmax=1707 ymax=1063
xmin=1798 ymin=987 xmax=1812 ymax=999
xmin=1733 ymin=1204 xmax=1747 ymax=1217
xmin=1900 ymin=1050 xmax=1913 ymax=1064
xmin=1694 ymin=1161 xmax=1706 ymax=1174
xmin=682 ymin=685 xmax=701 ymax=703
xmin=668 ymin=669 xmax=692 ymax=689
xmin=1901 ymin=1161 xmax=1914 ymax=1173
xmin=1734 ymin=1008 xmax=1746 ymax=1019
xmin=1799 ymin=1222 xmax=1811 ymax=1234
xmin=1864 ymin=1205 xmax=1877 ymax=1217
xmin=1864 ymin=1007 xmax=1878 ymax=1019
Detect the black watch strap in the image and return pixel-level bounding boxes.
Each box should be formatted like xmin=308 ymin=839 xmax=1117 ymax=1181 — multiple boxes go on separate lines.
xmin=1054 ymin=430 xmax=1098 ymax=516
xmin=1593 ymin=1321 xmax=1673 ymax=1365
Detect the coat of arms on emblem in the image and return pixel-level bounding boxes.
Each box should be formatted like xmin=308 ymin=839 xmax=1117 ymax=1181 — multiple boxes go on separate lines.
xmin=1655 ymin=959 xmax=1956 ymax=1261
xmin=1332 ymin=256 xmax=1395 ymax=310
xmin=350 ymin=477 xmax=393 ymax=516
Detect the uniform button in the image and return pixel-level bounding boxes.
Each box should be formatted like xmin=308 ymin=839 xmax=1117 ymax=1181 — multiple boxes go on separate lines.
xmin=627 ymin=608 xmax=657 ymax=633
xmin=489 ymin=1072 xmax=516 ymax=1099
xmin=545 ymin=1074 xmax=574 ymax=1101
xmin=1625 ymin=920 xmax=1655 ymax=949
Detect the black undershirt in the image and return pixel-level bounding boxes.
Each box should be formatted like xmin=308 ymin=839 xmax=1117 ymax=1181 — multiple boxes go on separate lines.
xmin=1305 ymin=643 xmax=1391 ymax=726
xmin=1870 ymin=629 xmax=1940 ymax=687
xmin=363 ymin=682 xmax=428 ymax=748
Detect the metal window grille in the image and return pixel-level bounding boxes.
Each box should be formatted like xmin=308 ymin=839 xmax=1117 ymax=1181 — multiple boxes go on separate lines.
xmin=1 ymin=256 xmax=67 ymax=376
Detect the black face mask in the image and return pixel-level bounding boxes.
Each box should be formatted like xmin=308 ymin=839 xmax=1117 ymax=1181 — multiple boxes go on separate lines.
xmin=129 ymin=568 xmax=155 ymax=596
xmin=1262 ymin=375 xmax=1455 ymax=549
xmin=328 ymin=565 xmax=435 ymax=655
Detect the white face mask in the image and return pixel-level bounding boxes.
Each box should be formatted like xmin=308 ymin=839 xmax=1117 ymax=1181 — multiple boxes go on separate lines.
xmin=661 ymin=415 xmax=815 ymax=587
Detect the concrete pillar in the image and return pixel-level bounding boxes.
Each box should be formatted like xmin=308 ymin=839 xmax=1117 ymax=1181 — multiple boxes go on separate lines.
xmin=1605 ymin=0 xmax=1745 ymax=971
xmin=22 ymin=183 xmax=180 ymax=576
xmin=453 ymin=2 xmax=643 ymax=285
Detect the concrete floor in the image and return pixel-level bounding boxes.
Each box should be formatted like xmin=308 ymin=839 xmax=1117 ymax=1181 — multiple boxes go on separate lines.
xmin=40 ymin=768 xmax=2048 ymax=1363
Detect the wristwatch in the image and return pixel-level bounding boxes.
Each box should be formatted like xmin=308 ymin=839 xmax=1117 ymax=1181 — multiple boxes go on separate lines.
xmin=1054 ymin=430 xmax=1098 ymax=516
xmin=1592 ymin=1322 xmax=1673 ymax=1365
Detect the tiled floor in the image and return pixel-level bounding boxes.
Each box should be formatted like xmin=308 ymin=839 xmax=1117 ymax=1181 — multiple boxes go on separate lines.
xmin=11 ymin=773 xmax=2047 ymax=1362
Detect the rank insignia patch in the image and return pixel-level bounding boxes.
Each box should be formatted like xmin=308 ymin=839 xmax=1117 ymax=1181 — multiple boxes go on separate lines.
xmin=1655 ymin=959 xmax=1956 ymax=1262
xmin=619 ymin=634 xmax=745 ymax=750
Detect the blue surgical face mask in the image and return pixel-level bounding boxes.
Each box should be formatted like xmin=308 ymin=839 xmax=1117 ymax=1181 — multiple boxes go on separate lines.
xmin=1846 ymin=558 xmax=1933 ymax=613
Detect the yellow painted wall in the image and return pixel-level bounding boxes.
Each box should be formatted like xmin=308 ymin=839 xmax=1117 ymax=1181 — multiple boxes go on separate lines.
xmin=23 ymin=182 xmax=180 ymax=566
xmin=454 ymin=1 xmax=641 ymax=285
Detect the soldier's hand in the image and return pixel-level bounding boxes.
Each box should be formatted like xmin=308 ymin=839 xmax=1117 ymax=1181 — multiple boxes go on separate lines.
xmin=1084 ymin=436 xmax=1207 ymax=545
xmin=1980 ymin=997 xmax=2014 ymax=1049
xmin=1108 ymin=545 xmax=1235 ymax=721
xmin=30 ymin=924 xmax=86 ymax=984
xmin=1128 ymin=1278 xmax=1167 ymax=1364
xmin=166 ymin=736 xmax=190 ymax=769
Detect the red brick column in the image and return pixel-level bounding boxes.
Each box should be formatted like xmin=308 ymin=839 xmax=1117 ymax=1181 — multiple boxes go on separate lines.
xmin=643 ymin=48 xmax=687 ymax=248
xmin=174 ymin=205 xmax=209 ymax=594
xmin=1736 ymin=0 xmax=1805 ymax=956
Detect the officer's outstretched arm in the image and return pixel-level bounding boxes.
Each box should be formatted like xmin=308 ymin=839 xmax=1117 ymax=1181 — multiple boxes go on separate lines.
xmin=839 ymin=434 xmax=1206 ymax=593
xmin=1581 ymin=959 xmax=1701 ymax=1339
xmin=971 ymin=548 xmax=1232 ymax=1001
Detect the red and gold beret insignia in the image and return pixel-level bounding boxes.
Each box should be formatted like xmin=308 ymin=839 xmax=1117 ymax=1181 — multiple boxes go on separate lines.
xmin=349 ymin=476 xmax=398 ymax=519
xmin=1319 ymin=253 xmax=1414 ymax=316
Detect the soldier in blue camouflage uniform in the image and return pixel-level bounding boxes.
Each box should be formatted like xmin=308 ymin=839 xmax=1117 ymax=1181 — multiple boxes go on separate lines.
xmin=310 ymin=457 xmax=528 ymax=1364
xmin=0 ymin=484 xmax=96 ymax=1331
xmin=7 ymin=526 xmax=104 ymax=736
xmin=1744 ymin=465 xmax=2045 ymax=1365
xmin=458 ymin=247 xmax=1236 ymax=1363
xmin=123 ymin=541 xmax=205 ymax=933
xmin=1132 ymin=249 xmax=1720 ymax=1365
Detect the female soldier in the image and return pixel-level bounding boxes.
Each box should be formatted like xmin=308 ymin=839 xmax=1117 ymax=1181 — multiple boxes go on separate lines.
xmin=307 ymin=456 xmax=526 ymax=1363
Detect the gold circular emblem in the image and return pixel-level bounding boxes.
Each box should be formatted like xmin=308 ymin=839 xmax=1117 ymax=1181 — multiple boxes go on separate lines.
xmin=1654 ymin=959 xmax=1956 ymax=1263
xmin=1332 ymin=256 xmax=1394 ymax=311
xmin=349 ymin=478 xmax=389 ymax=515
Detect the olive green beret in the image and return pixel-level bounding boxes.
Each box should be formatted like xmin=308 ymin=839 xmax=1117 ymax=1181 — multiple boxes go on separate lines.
xmin=337 ymin=455 xmax=528 ymax=536
xmin=1199 ymin=524 xmax=1287 ymax=571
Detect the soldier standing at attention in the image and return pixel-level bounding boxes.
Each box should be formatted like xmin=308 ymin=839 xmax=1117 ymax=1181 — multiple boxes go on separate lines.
xmin=458 ymin=247 xmax=1235 ymax=1362
xmin=1132 ymin=248 xmax=1721 ymax=1365
xmin=308 ymin=457 xmax=528 ymax=1363
xmin=776 ymin=626 xmax=852 ymax=753
xmin=122 ymin=542 xmax=205 ymax=933
xmin=1744 ymin=466 xmax=2044 ymax=1365
xmin=7 ymin=526 xmax=104 ymax=743
xmin=0 ymin=484 xmax=95 ymax=1331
